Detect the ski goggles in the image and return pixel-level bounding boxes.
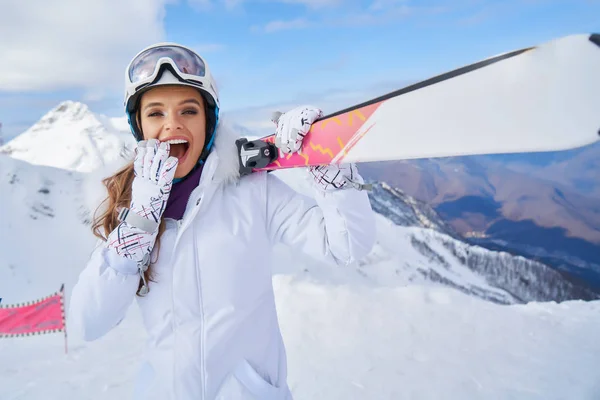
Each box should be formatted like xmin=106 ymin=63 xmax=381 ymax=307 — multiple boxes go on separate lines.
xmin=127 ymin=45 xmax=207 ymax=85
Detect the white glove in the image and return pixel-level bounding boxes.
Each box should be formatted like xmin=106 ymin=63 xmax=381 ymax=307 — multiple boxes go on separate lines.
xmin=274 ymin=105 xmax=323 ymax=154
xmin=273 ymin=105 xmax=370 ymax=192
xmin=106 ymin=139 xmax=178 ymax=275
xmin=308 ymin=163 xmax=370 ymax=192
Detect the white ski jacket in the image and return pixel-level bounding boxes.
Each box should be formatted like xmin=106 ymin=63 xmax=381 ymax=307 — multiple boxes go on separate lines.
xmin=69 ymin=121 xmax=377 ymax=400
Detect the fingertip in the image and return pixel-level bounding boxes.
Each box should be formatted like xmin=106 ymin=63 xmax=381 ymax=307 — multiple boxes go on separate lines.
xmin=159 ymin=141 xmax=170 ymax=153
xmin=271 ymin=111 xmax=283 ymax=125
xmin=135 ymin=144 xmax=147 ymax=159
xmin=165 ymin=156 xmax=179 ymax=168
xmin=135 ymin=140 xmax=146 ymax=152
xmin=147 ymin=138 xmax=160 ymax=150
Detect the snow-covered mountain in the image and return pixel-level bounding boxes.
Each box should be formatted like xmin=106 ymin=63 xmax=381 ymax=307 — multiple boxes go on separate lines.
xmin=0 ymin=101 xmax=135 ymax=172
xmin=365 ymin=182 xmax=599 ymax=303
xmin=368 ymin=181 xmax=459 ymax=237
xmin=0 ymin=154 xmax=91 ymax=302
xmin=2 ymin=101 xmax=600 ymax=399
xmin=359 ymin=156 xmax=600 ymax=290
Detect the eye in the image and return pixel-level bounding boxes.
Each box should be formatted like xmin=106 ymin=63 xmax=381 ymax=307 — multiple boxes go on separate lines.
xmin=182 ymin=109 xmax=198 ymax=115
xmin=147 ymin=111 xmax=163 ymax=117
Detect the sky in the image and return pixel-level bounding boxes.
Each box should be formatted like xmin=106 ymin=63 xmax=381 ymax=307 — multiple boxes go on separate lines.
xmin=0 ymin=0 xmax=599 ymax=141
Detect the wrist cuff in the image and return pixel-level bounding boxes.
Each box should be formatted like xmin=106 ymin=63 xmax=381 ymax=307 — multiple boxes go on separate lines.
xmin=102 ymin=247 xmax=139 ymax=275
xmin=118 ymin=207 xmax=159 ymax=233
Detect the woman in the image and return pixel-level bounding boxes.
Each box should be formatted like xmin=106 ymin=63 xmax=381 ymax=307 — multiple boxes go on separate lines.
xmin=69 ymin=42 xmax=376 ymax=400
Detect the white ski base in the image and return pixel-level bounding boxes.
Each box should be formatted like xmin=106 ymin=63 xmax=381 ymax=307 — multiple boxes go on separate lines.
xmin=341 ymin=34 xmax=600 ymax=163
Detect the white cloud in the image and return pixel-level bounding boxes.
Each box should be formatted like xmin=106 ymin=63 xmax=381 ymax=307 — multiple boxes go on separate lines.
xmin=192 ymin=0 xmax=342 ymax=10
xmin=255 ymin=2 xmax=448 ymax=33
xmin=0 ymin=0 xmax=169 ymax=93
xmin=368 ymin=0 xmax=407 ymax=11
xmin=223 ymin=0 xmax=243 ymax=9
xmin=190 ymin=43 xmax=227 ymax=53
xmin=262 ymin=18 xmax=311 ymax=33
xmin=278 ymin=0 xmax=343 ymax=8
xmin=224 ymin=79 xmax=414 ymax=137
xmin=187 ymin=0 xmax=213 ymax=11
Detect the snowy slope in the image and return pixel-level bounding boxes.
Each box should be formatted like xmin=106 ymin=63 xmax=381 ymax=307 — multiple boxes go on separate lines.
xmin=275 ymin=168 xmax=599 ymax=304
xmin=0 ymin=155 xmax=511 ymax=305
xmin=368 ymin=182 xmax=457 ymax=236
xmin=0 ymin=154 xmax=94 ymax=303
xmin=2 ymin=103 xmax=600 ymax=399
xmin=358 ymin=158 xmax=600 ymax=291
xmin=1 ymin=281 xmax=600 ymax=399
xmin=368 ymin=182 xmax=599 ymax=303
xmin=0 ymin=101 xmax=135 ymax=173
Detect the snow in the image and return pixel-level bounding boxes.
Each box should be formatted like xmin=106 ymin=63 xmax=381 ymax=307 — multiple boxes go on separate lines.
xmin=0 ymin=155 xmax=93 ymax=303
xmin=1 ymin=102 xmax=600 ymax=399
xmin=0 ymin=101 xmax=135 ymax=173
xmin=2 ymin=281 xmax=600 ymax=399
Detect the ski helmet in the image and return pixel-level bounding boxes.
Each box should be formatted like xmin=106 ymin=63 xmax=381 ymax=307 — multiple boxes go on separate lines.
xmin=124 ymin=42 xmax=220 ymax=164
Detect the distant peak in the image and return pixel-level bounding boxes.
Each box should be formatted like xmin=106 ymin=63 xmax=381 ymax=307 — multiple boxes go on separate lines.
xmin=26 ymin=101 xmax=98 ymax=133
xmin=47 ymin=101 xmax=92 ymax=121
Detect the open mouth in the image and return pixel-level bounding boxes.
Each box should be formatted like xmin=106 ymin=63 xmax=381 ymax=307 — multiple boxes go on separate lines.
xmin=166 ymin=139 xmax=190 ymax=161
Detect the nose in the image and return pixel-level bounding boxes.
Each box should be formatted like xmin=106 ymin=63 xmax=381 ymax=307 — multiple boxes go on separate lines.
xmin=164 ymin=112 xmax=183 ymax=131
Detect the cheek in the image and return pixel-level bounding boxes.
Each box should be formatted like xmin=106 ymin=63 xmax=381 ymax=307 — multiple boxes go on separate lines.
xmin=189 ymin=121 xmax=207 ymax=148
xmin=140 ymin=118 xmax=159 ymax=139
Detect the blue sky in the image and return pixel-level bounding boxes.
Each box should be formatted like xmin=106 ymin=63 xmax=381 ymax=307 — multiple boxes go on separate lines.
xmin=0 ymin=0 xmax=599 ymax=141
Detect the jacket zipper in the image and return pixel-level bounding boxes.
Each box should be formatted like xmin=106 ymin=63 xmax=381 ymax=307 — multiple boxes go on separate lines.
xmin=171 ymin=219 xmax=179 ymax=399
xmin=169 ymin=190 xmax=195 ymax=398
xmin=169 ymin=154 xmax=217 ymax=398
xmin=191 ymin=203 xmax=206 ymax=399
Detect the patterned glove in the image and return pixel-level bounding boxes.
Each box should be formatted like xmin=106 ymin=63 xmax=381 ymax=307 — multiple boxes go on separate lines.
xmin=106 ymin=139 xmax=178 ymax=289
xmin=274 ymin=105 xmax=323 ymax=154
xmin=273 ymin=105 xmax=371 ymax=192
xmin=309 ymin=163 xmax=371 ymax=192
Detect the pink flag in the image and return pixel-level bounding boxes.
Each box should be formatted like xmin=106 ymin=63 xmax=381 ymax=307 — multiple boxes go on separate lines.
xmin=0 ymin=285 xmax=66 ymax=338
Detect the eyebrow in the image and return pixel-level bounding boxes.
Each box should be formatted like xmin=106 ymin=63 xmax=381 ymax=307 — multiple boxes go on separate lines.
xmin=143 ymin=98 xmax=202 ymax=111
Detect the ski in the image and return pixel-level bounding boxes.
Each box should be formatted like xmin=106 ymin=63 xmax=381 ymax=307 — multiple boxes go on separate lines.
xmin=237 ymin=33 xmax=600 ymax=175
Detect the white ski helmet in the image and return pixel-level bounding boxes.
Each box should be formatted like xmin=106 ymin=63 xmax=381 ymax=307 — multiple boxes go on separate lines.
xmin=124 ymin=42 xmax=220 ymax=161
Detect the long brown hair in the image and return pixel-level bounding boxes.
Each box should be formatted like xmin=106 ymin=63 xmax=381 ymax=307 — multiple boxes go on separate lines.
xmin=91 ymin=160 xmax=166 ymax=296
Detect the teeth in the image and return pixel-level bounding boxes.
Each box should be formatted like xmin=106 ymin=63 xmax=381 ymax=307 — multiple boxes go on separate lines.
xmin=165 ymin=139 xmax=188 ymax=145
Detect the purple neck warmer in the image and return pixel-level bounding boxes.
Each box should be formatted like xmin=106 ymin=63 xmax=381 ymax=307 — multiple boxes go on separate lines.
xmin=163 ymin=164 xmax=203 ymax=220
